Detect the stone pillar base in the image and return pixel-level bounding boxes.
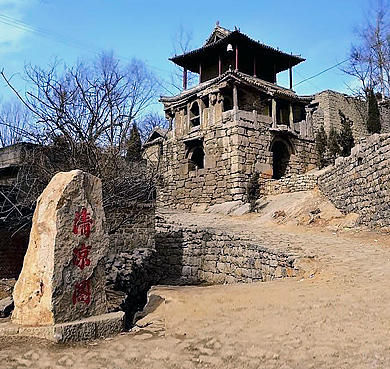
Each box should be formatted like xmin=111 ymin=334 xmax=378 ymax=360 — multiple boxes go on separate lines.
xmin=0 ymin=311 xmax=124 ymax=342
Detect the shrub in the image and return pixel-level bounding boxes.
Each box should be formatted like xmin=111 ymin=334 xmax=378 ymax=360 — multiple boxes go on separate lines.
xmin=338 ymin=110 xmax=355 ymax=157
xmin=328 ymin=124 xmax=340 ymax=163
xmin=315 ymin=125 xmax=327 ymax=168
xmin=367 ymin=89 xmax=381 ymax=134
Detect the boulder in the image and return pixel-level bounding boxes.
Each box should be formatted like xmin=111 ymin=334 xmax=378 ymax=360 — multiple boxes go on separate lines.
xmin=12 ymin=170 xmax=109 ymax=326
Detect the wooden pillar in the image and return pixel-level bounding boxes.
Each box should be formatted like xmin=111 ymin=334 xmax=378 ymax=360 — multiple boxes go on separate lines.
xmin=233 ymin=84 xmax=238 ymax=109
xmin=183 ymin=68 xmax=187 ymax=90
xmin=199 ymin=63 xmax=202 ymax=84
xmin=253 ymin=57 xmax=257 ymax=77
xmin=272 ymin=98 xmax=277 ymax=128
xmin=289 ymin=67 xmax=293 ymax=89
xmin=218 ymin=54 xmax=222 ymax=76
xmin=233 ymin=84 xmax=238 ymax=122
xmin=289 ymin=103 xmax=294 ymax=127
xmin=235 ymin=45 xmax=238 ymax=71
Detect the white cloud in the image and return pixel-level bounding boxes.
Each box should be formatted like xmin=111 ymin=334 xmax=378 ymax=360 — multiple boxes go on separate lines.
xmin=0 ymin=0 xmax=38 ymax=54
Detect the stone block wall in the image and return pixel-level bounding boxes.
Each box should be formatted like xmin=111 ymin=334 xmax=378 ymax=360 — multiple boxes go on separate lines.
xmin=318 ymin=133 xmax=390 ymax=228
xmin=155 ymin=213 xmax=299 ymax=284
xmin=260 ymin=173 xmax=319 ymax=196
xmin=105 ymin=203 xmax=155 ymax=256
xmin=159 ymin=110 xmax=317 ymax=210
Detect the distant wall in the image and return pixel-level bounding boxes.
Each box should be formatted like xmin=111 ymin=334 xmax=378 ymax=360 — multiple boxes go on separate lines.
xmin=318 ymin=133 xmax=390 ymax=229
xmin=0 ymin=227 xmax=30 ymax=279
xmin=311 ymin=90 xmax=367 ymax=139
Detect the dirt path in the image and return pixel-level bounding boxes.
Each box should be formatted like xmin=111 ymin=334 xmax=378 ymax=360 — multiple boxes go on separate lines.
xmin=1 ymin=212 xmax=390 ymax=369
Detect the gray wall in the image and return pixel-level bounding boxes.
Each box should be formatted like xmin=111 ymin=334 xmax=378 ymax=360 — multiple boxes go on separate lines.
xmin=318 ymin=133 xmax=390 ymax=229
xmin=155 ymin=211 xmax=299 ymax=284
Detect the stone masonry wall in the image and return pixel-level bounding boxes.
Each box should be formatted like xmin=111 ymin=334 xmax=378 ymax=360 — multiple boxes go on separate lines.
xmin=159 ymin=110 xmax=317 ymax=210
xmin=318 ymin=133 xmax=390 ymax=229
xmin=155 ymin=212 xmax=299 ymax=284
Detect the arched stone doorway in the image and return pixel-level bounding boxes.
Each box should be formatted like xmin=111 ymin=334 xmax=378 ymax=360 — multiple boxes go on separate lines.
xmin=185 ymin=139 xmax=205 ymax=171
xmin=191 ymin=146 xmax=204 ymax=169
xmin=270 ymin=138 xmax=292 ymax=179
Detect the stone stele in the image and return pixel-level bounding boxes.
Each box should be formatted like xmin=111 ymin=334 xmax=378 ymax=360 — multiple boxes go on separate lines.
xmin=12 ymin=170 xmax=109 ymax=326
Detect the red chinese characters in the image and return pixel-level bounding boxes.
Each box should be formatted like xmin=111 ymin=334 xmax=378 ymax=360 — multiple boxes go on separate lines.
xmin=72 ymin=207 xmax=94 ymax=306
xmin=72 ymin=279 xmax=91 ymax=306
xmin=73 ymin=244 xmax=91 ymax=270
xmin=73 ymin=208 xmax=93 ymax=238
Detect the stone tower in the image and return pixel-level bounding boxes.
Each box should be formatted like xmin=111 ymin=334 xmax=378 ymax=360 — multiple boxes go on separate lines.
xmin=154 ymin=24 xmax=318 ymax=210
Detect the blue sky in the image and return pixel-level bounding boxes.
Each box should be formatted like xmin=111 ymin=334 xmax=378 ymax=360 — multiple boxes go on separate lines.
xmin=0 ymin=0 xmax=370 ymax=108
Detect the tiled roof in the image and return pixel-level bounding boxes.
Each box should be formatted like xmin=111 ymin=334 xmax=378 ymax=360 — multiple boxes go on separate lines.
xmin=204 ymin=24 xmax=232 ymax=46
xmin=160 ymin=70 xmax=304 ymax=106
xmin=171 ymin=27 xmax=304 ymax=66
xmin=144 ymin=127 xmax=168 ymax=144
xmin=235 ymin=71 xmax=297 ymax=99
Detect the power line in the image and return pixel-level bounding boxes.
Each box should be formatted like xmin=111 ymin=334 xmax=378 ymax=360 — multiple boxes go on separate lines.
xmin=294 ymin=70 xmax=321 ymax=91
xmin=0 ymin=13 xmax=175 ymax=74
xmin=0 ymin=13 xmax=100 ymax=54
xmin=0 ymin=13 xmax=177 ymax=96
xmin=293 ymin=59 xmax=348 ymax=87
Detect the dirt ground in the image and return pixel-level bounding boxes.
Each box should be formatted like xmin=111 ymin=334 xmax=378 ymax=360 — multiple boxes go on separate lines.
xmin=1 ymin=191 xmax=390 ymax=369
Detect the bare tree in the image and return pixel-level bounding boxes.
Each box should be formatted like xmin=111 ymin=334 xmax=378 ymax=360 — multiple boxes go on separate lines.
xmin=0 ymin=52 xmax=161 ymax=232
xmin=139 ymin=112 xmax=168 ymax=141
xmin=0 ymin=98 xmax=32 ymax=147
xmin=170 ymin=25 xmax=197 ymax=92
xmin=344 ymin=0 xmax=390 ymax=97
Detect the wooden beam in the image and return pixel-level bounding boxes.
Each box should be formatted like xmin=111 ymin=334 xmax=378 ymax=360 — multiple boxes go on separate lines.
xmin=235 ymin=45 xmax=238 ymax=71
xmin=233 ymin=84 xmax=238 ymax=109
xmin=273 ymin=65 xmax=276 ymax=83
xmin=289 ymin=103 xmax=294 ymax=127
xmin=183 ymin=68 xmax=187 ymax=90
xmin=272 ymin=98 xmax=277 ymax=128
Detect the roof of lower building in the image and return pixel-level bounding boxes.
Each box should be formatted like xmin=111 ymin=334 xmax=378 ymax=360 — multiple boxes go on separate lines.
xmin=143 ymin=127 xmax=168 ymax=147
xmin=161 ymin=70 xmax=310 ymax=108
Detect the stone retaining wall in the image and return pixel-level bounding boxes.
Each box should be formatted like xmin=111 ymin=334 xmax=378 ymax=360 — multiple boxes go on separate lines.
xmin=155 ymin=213 xmax=299 ymax=284
xmin=318 ymin=133 xmax=390 ymax=228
